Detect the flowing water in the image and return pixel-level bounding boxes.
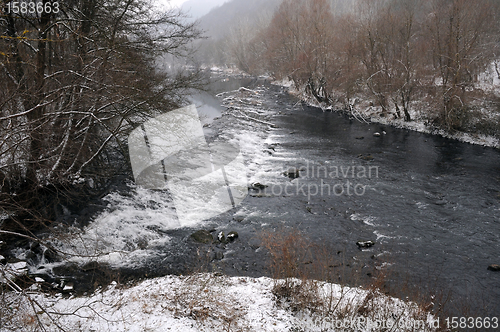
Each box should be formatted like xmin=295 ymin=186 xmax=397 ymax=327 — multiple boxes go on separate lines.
xmin=189 ymin=76 xmax=500 ymax=317
xmin=36 ymin=75 xmax=499 ymax=318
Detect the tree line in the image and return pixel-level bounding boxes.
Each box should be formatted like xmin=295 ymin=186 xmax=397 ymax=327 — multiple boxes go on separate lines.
xmin=225 ymin=0 xmax=500 ymax=132
xmin=0 ymin=0 xmax=202 ymax=226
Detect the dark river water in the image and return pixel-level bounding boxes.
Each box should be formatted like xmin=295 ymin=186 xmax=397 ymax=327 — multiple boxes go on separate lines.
xmin=186 ymin=75 xmax=500 ymax=318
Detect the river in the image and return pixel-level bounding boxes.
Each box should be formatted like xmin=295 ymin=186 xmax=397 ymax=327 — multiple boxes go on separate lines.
xmin=188 ymin=75 xmax=500 ymax=318
xmin=31 ymin=74 xmax=500 ymax=320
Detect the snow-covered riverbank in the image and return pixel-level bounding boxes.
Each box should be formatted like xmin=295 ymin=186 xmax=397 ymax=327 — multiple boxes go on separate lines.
xmin=3 ymin=273 xmax=437 ymax=332
xmin=276 ymin=72 xmax=500 ymax=149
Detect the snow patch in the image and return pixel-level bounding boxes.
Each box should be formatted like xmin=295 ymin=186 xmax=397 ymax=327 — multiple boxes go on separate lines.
xmin=0 ymin=261 xmax=28 ymax=283
xmin=350 ymin=213 xmax=378 ymax=226
xmin=4 ymin=274 xmax=438 ymax=332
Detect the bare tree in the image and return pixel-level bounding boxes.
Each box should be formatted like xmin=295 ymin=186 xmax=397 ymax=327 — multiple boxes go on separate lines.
xmin=0 ymin=0 xmax=203 ymax=224
xmin=366 ymin=0 xmax=422 ymax=121
xmin=302 ymin=0 xmax=337 ymax=103
xmin=261 ymin=0 xmax=337 ymax=102
xmin=427 ymin=0 xmax=495 ymax=129
xmin=1 ymin=2 xmax=203 ymax=329
xmin=262 ymin=0 xmax=306 ymax=82
xmin=225 ymin=15 xmax=270 ymax=74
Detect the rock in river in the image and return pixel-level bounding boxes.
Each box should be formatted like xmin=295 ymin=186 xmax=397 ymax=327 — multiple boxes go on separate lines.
xmin=227 ymin=231 xmax=239 ymax=242
xmin=81 ymin=261 xmax=100 ymax=272
xmin=356 ymin=240 xmax=375 ymax=248
xmin=283 ymin=168 xmax=300 ymax=179
xmin=358 ymin=154 xmax=374 ymax=161
xmin=217 ymin=231 xmax=225 ymax=243
xmin=249 ymin=182 xmax=267 ymax=190
xmin=487 ymin=264 xmax=500 ymax=272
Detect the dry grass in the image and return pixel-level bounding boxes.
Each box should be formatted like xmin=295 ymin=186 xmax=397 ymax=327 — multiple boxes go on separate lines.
xmin=0 ymin=272 xmax=252 ymax=332
xmin=259 ymin=228 xmax=450 ymax=332
xmin=164 ymin=273 xmax=250 ymax=332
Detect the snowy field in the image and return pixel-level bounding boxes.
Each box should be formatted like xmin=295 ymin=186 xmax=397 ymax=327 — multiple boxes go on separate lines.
xmin=2 ymin=273 xmax=438 ymax=332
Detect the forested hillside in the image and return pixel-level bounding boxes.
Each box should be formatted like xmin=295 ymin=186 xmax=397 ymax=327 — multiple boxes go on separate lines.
xmin=193 ymin=0 xmax=282 ymax=66
xmin=200 ymin=0 xmax=500 ymax=138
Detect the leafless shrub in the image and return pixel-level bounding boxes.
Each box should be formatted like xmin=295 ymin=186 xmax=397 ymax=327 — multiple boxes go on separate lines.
xmin=0 ymin=0 xmax=205 ymax=230
xmin=164 ymin=273 xmax=250 ymax=332
xmin=259 ymin=228 xmax=449 ymax=331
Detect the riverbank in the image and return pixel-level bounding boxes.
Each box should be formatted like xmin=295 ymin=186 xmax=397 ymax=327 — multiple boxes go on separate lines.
xmin=281 ymin=78 xmax=500 ymax=149
xmin=3 ymin=273 xmax=438 ymax=332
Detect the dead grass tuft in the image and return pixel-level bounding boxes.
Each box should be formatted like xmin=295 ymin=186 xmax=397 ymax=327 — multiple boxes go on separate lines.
xmin=166 ymin=273 xmax=250 ymax=332
xmin=259 ymin=228 xmax=450 ymax=331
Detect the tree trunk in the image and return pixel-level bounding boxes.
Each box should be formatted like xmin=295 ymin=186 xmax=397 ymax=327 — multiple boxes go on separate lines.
xmin=25 ymin=4 xmax=51 ymax=186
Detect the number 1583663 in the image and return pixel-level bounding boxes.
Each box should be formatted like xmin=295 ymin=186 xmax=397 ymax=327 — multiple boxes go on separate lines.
xmin=5 ymin=1 xmax=60 ymax=14
xmin=445 ymin=317 xmax=498 ymax=329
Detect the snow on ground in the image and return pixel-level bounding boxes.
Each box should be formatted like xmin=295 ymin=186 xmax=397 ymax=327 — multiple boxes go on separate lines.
xmin=3 ymin=273 xmax=438 ymax=332
xmin=478 ymin=62 xmax=500 ymax=94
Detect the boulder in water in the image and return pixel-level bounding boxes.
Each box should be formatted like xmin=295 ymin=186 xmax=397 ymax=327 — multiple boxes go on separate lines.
xmin=356 ymin=240 xmax=375 ymax=248
xmin=249 ymin=182 xmax=267 ymax=190
xmin=227 ymin=231 xmax=239 ymax=242
xmin=487 ymin=264 xmax=500 ymax=272
xmin=283 ymin=168 xmax=300 ymax=179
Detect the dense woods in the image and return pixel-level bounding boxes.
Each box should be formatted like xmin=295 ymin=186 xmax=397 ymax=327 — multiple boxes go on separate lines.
xmin=0 ymin=0 xmax=202 ymax=225
xmin=223 ymin=0 xmax=500 ymax=133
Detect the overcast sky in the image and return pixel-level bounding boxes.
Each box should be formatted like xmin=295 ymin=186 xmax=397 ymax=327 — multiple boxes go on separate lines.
xmin=165 ymin=0 xmax=187 ymax=8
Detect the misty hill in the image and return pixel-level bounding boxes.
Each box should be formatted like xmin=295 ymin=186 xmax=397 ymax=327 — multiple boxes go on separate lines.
xmin=180 ymin=0 xmax=229 ymax=20
xmin=197 ymin=0 xmax=358 ymax=39
xmin=197 ymin=0 xmax=281 ymax=39
xmin=193 ymin=0 xmax=359 ymax=66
